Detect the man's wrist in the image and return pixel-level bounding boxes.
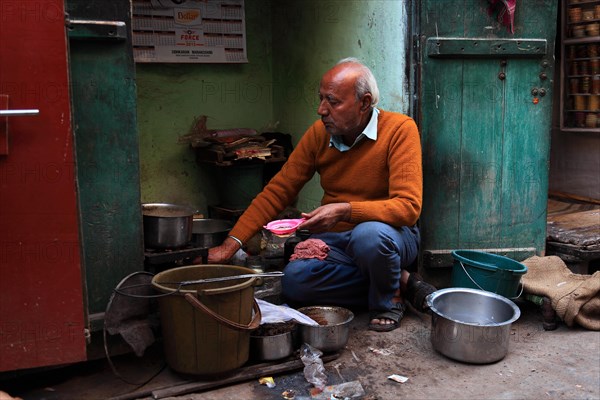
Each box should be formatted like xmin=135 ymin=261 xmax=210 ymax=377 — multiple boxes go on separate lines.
xmin=227 ymin=235 xmax=243 ymax=249
xmin=341 ymin=202 xmax=352 ymax=222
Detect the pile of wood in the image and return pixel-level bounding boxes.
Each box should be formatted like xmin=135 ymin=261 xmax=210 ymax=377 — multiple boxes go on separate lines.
xmin=179 ymin=115 xmax=286 ymax=166
xmin=197 ymin=134 xmax=285 ymax=165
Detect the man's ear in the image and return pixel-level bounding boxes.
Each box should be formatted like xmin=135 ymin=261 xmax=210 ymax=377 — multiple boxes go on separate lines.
xmin=360 ymin=94 xmax=372 ymax=112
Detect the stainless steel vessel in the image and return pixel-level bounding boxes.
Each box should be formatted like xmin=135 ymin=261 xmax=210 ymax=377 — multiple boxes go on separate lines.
xmin=250 ymin=331 xmax=294 ymax=361
xmin=297 ymin=306 xmax=354 ymax=353
xmin=192 ymin=218 xmax=233 ymax=248
xmin=142 ymin=203 xmax=195 ymax=249
xmin=426 ymin=287 xmax=521 ymax=364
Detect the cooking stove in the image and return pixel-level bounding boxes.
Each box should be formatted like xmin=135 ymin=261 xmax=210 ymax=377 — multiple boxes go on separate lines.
xmin=144 ymin=245 xmax=208 ymax=273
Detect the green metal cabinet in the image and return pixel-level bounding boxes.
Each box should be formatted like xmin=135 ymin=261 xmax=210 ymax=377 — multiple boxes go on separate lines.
xmin=418 ymin=0 xmax=558 ymax=269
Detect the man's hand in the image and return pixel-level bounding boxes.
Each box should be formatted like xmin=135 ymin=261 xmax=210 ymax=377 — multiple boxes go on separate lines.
xmin=299 ymin=202 xmax=351 ymax=233
xmin=193 ymin=237 xmax=240 ymax=264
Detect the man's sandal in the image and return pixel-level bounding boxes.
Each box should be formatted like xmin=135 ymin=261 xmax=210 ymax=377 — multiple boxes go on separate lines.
xmin=405 ymin=273 xmax=437 ymax=313
xmin=368 ymin=302 xmax=406 ymax=332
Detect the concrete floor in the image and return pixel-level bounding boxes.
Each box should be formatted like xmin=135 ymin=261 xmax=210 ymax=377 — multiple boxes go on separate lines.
xmin=2 ymin=299 xmax=599 ymax=400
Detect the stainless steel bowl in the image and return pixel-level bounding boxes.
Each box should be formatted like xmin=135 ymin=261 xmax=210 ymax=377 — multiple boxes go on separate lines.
xmin=426 ymin=288 xmax=521 ymax=364
xmin=297 ymin=306 xmax=354 ymax=353
xmin=250 ymin=331 xmax=294 ymax=361
xmin=192 ymin=218 xmax=233 ymax=248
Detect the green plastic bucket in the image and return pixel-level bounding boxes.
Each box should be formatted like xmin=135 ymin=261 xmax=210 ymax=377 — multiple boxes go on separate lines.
xmin=451 ymin=250 xmax=528 ymax=298
xmin=152 ymin=265 xmax=261 ymax=376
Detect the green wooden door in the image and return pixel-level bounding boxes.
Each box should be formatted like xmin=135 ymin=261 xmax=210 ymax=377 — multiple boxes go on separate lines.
xmin=418 ymin=0 xmax=558 ymax=269
xmin=66 ymin=0 xmax=144 ymax=327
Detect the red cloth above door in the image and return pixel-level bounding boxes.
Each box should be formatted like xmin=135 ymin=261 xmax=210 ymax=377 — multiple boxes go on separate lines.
xmin=488 ymin=0 xmax=517 ymax=33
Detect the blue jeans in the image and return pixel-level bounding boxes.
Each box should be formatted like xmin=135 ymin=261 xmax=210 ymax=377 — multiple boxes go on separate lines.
xmin=281 ymin=222 xmax=420 ymax=313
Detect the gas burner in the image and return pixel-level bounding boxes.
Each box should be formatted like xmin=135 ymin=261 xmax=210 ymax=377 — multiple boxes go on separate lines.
xmin=144 ymin=246 xmax=208 ymax=271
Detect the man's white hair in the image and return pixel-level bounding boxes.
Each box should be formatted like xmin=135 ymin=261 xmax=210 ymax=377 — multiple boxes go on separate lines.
xmin=336 ymin=57 xmax=380 ymax=108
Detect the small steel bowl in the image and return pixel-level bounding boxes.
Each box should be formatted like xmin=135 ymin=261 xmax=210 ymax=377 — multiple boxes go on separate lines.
xmin=297 ymin=306 xmax=354 ymax=353
xmin=250 ymin=331 xmax=294 ymax=361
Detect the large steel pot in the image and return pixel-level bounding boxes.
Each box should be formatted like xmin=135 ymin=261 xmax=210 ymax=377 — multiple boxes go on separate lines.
xmin=142 ymin=203 xmax=195 ymax=249
xmin=192 ymin=218 xmax=233 ymax=248
xmin=426 ymin=288 xmax=521 ymax=364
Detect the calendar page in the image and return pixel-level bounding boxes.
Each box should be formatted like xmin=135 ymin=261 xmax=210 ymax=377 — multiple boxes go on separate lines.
xmin=132 ymin=0 xmax=247 ymax=63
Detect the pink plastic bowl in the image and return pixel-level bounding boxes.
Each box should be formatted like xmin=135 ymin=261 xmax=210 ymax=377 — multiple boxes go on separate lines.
xmin=263 ymin=218 xmax=305 ymax=235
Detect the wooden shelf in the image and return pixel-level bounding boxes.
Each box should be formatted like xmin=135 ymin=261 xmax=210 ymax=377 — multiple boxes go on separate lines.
xmin=566 ymin=57 xmax=600 ymax=61
xmin=561 ymin=127 xmax=600 ymax=132
xmin=561 ymin=2 xmax=600 ymax=131
xmin=564 ymin=36 xmax=600 ymax=44
xmin=567 ymin=0 xmax=600 ymax=6
xmin=568 ymin=18 xmax=600 ymax=25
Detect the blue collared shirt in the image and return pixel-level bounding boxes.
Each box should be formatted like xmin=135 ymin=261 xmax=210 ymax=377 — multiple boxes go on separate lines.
xmin=329 ymin=108 xmax=379 ymax=152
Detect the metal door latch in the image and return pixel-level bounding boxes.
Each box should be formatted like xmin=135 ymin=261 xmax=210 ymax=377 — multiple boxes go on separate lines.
xmin=0 ymin=94 xmax=40 ymax=155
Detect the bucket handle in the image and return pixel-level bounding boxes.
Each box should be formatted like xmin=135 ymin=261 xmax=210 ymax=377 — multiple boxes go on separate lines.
xmin=459 ymin=261 xmax=523 ymax=299
xmin=184 ymin=293 xmax=262 ymax=331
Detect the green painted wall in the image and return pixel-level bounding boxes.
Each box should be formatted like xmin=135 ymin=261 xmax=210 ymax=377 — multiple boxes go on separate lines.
xmin=136 ymin=0 xmax=274 ymax=214
xmin=271 ymin=0 xmax=409 ymax=211
xmin=136 ymin=0 xmax=409 ymax=214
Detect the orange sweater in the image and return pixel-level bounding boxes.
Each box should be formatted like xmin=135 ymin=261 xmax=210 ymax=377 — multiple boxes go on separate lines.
xmin=229 ymin=109 xmax=423 ymax=243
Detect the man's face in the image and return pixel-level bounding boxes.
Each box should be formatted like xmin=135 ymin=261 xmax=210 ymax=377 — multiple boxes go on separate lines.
xmin=317 ymin=64 xmax=371 ymax=138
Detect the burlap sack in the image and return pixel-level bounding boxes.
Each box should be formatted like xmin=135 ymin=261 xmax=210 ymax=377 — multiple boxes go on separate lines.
xmin=522 ymin=256 xmax=600 ymax=331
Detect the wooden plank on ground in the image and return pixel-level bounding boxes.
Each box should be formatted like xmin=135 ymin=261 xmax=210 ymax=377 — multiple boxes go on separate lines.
xmin=151 ymin=353 xmax=340 ymax=399
xmin=108 ymin=353 xmax=340 ymax=400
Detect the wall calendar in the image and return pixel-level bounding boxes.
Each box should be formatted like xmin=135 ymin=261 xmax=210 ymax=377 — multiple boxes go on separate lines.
xmin=132 ymin=0 xmax=247 ymax=63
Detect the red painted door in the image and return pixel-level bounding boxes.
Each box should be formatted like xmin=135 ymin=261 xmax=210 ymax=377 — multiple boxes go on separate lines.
xmin=0 ymin=0 xmax=87 ymax=371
